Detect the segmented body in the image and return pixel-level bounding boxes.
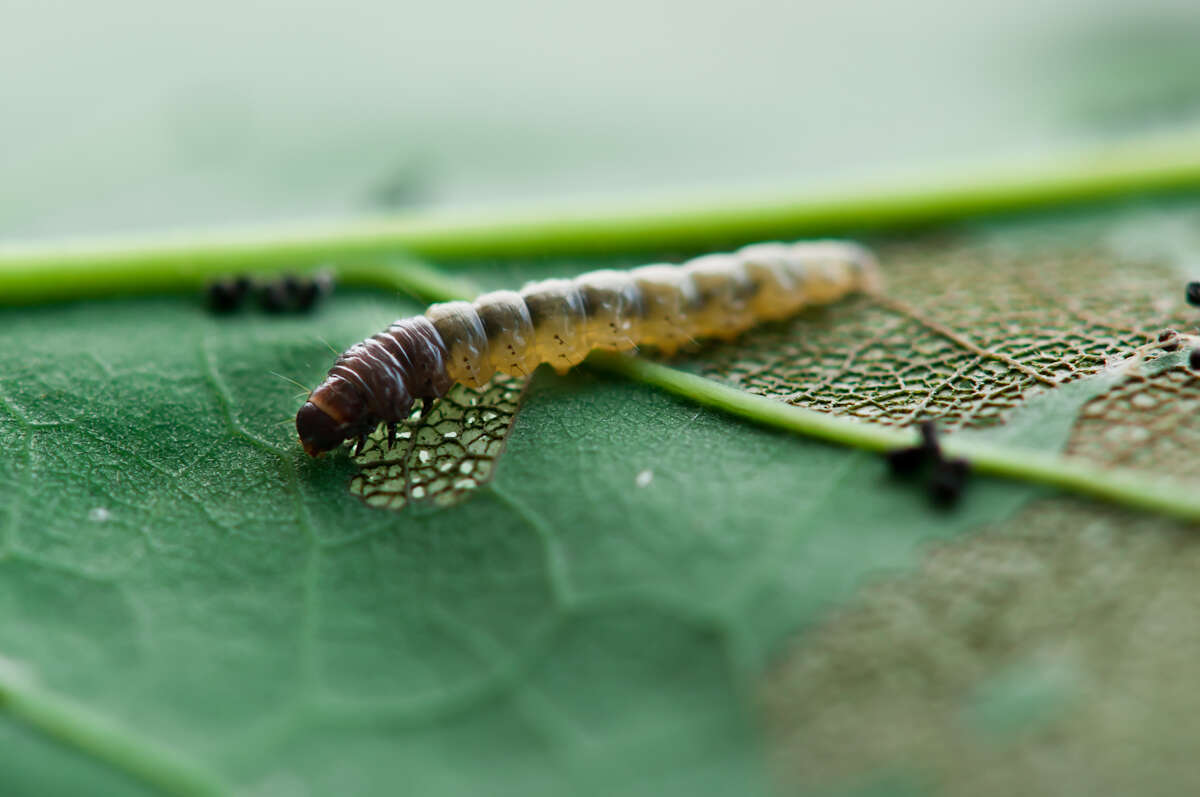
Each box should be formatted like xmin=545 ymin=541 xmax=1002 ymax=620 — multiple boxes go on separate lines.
xmin=296 ymin=240 xmax=880 ymax=456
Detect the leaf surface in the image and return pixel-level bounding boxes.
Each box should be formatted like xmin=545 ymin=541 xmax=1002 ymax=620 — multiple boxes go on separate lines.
xmin=0 ymin=251 xmax=1060 ymax=795
xmin=7 ymin=200 xmax=1200 ymax=794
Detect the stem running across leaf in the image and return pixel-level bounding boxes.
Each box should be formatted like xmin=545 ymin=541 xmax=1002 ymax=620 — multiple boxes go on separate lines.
xmin=4 ymin=134 xmax=1200 ymax=304
xmin=4 ymin=140 xmax=1200 ymax=520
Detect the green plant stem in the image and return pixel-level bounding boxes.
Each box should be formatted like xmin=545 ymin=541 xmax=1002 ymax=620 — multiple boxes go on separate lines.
xmin=0 ymin=663 xmax=225 ymax=796
xmin=334 ymin=259 xmax=477 ymax=304
xmin=590 ymin=353 xmax=1200 ymax=524
xmin=5 ymin=134 xmax=1200 ymax=304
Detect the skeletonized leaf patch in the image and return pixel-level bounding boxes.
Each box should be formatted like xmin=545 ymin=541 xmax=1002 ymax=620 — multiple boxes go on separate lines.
xmin=349 ymin=375 xmax=527 ymax=510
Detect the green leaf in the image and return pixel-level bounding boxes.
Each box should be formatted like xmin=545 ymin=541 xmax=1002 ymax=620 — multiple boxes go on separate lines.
xmin=7 ymin=176 xmax=1200 ymax=795
xmin=8 ymin=159 xmax=1200 ymax=796
xmin=0 ymin=249 xmax=1063 ymax=795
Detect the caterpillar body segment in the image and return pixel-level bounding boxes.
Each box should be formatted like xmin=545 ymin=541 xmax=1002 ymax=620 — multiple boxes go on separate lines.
xmin=296 ymin=240 xmax=879 ymax=457
xmin=572 ymin=269 xmax=644 ymax=353
xmin=471 ymin=290 xmax=538 ymax=382
xmin=424 ymin=300 xmax=491 ymax=387
xmin=520 ymin=278 xmax=590 ymax=372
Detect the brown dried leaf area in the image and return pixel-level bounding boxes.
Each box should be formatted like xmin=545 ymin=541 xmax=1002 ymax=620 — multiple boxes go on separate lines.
xmin=1067 ymin=357 xmax=1200 ymax=474
xmin=349 ymin=375 xmax=527 ymax=510
xmin=762 ymin=498 xmax=1200 ymax=797
xmin=686 ymin=241 xmax=1188 ymax=431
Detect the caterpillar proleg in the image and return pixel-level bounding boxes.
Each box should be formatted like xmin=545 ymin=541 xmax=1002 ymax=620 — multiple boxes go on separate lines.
xmin=296 ymin=240 xmax=880 ymax=457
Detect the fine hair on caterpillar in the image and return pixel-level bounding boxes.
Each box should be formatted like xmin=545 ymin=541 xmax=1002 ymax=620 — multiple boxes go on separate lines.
xmin=296 ymin=240 xmax=880 ymax=457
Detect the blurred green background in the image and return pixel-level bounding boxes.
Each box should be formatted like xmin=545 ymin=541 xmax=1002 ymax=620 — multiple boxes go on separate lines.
xmin=6 ymin=3 xmax=1200 ymax=797
xmin=5 ymin=0 xmax=1200 ymax=239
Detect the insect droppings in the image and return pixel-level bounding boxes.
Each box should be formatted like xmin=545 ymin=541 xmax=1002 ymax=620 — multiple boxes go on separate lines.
xmin=885 ymin=420 xmax=971 ymax=508
xmin=258 ymin=273 xmax=334 ymax=313
xmin=886 ymin=420 xmax=940 ymax=477
xmin=1157 ymin=328 xmax=1180 ymax=352
xmin=929 ymin=458 xmax=970 ymax=508
xmin=207 ymin=273 xmax=333 ymax=315
xmin=206 ymin=277 xmax=252 ymax=313
xmin=1187 ymin=281 xmax=1200 ymax=307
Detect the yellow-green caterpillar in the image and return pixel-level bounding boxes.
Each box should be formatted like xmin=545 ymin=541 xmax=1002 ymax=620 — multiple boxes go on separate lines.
xmin=297 ymin=240 xmax=880 ymax=456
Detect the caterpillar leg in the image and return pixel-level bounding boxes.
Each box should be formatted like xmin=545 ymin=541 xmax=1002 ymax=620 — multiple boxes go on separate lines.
xmin=386 ymin=422 xmax=398 ymax=448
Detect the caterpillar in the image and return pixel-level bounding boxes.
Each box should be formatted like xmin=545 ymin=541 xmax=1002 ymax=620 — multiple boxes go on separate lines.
xmin=296 ymin=240 xmax=880 ymax=457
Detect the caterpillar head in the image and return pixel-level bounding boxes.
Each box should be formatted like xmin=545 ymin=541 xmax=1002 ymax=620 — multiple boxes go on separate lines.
xmin=296 ymin=401 xmax=357 ymax=457
xmin=296 ymin=379 xmax=372 ymax=457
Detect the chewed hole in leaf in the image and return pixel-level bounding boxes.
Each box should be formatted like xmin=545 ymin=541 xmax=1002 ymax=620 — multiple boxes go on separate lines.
xmin=348 ymin=374 xmax=528 ymax=511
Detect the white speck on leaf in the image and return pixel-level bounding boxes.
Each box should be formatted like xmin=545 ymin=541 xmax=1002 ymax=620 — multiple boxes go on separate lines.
xmin=0 ymin=653 xmax=36 ymax=687
xmin=88 ymin=507 xmax=111 ymax=522
xmin=635 ymin=469 xmax=653 ymax=488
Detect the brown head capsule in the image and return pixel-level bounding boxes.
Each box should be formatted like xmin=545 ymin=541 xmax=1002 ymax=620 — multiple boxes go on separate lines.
xmin=298 ymin=318 xmax=450 ymax=456
xmin=296 ymin=401 xmax=356 ymax=457
xmin=296 ymin=240 xmax=881 ymax=456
